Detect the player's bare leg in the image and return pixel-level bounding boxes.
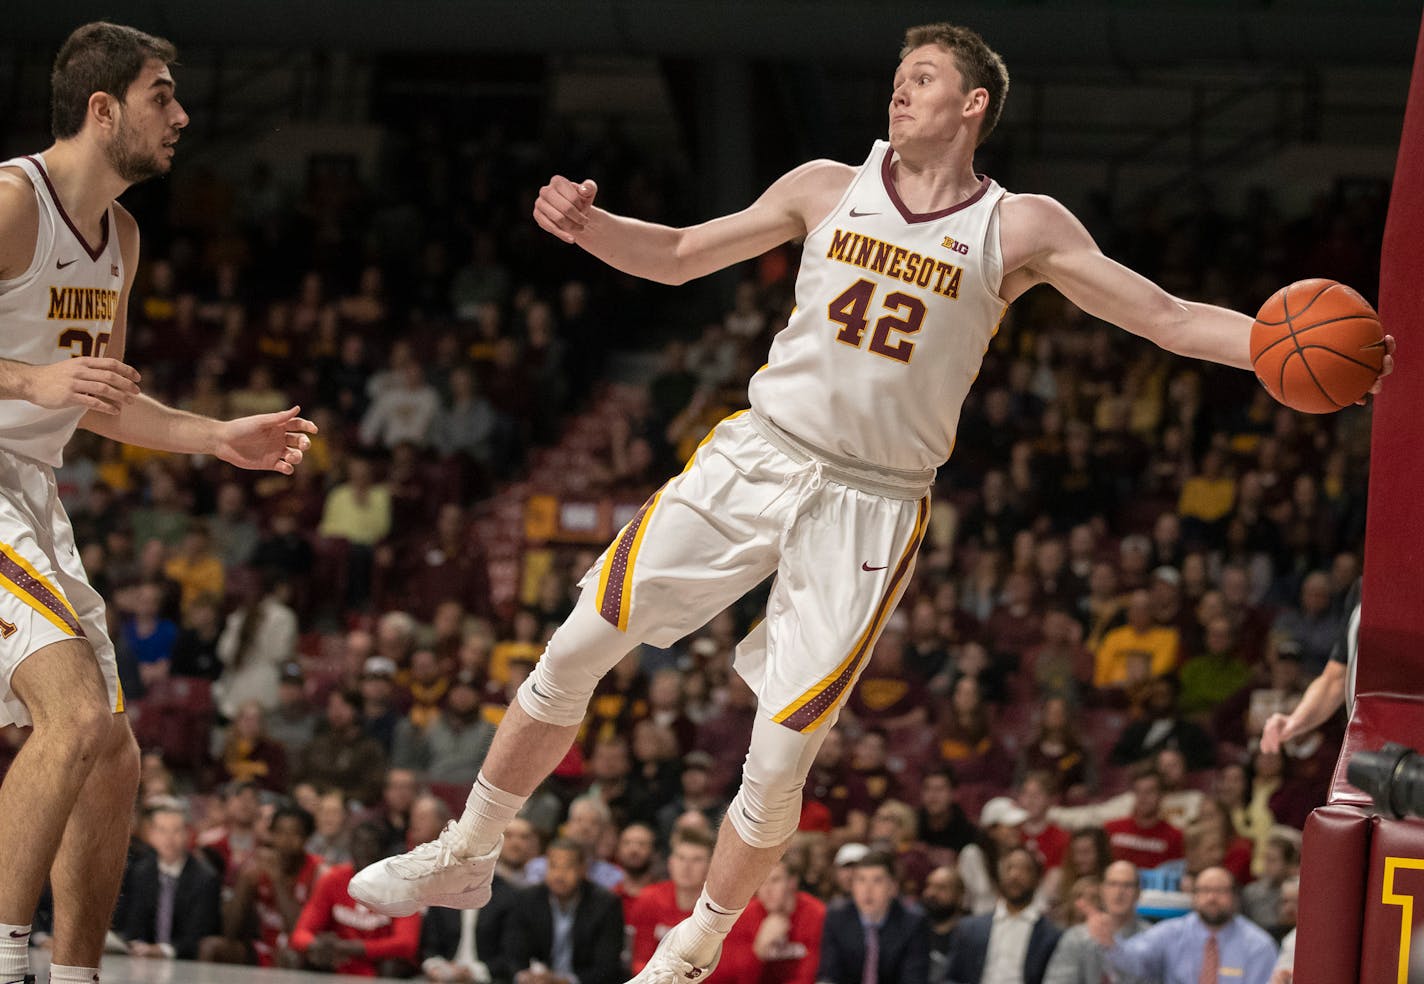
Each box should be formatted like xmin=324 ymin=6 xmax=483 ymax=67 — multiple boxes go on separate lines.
xmin=48 ymin=713 xmax=139 ymax=970
xmin=0 ymin=639 xmax=114 ymax=982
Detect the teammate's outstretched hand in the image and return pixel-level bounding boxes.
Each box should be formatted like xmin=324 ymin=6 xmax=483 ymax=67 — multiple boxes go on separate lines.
xmin=533 ymin=176 xmax=598 ymax=244
xmin=24 ymin=357 xmax=141 ymax=414
xmin=215 ymin=405 xmax=317 ymax=474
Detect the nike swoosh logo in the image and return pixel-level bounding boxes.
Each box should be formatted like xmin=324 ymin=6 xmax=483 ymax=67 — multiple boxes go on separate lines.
xmin=848 ymin=208 xmax=880 ymax=218
xmin=56 ymin=258 xmax=78 ymax=270
xmin=862 ymin=562 xmax=887 ymax=572
xmin=8 ymin=929 xmax=29 ymax=938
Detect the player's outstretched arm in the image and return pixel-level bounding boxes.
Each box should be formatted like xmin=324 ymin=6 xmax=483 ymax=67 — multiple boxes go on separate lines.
xmin=1000 ymin=193 xmax=1254 ymax=370
xmin=532 ymin=159 xmax=854 ymax=286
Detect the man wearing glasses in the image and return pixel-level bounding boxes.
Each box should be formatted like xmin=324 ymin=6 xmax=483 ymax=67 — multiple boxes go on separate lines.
xmin=1080 ymin=866 xmax=1278 ymax=984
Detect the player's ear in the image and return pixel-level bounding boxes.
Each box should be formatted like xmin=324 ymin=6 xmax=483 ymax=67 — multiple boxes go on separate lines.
xmin=88 ymin=90 xmax=119 ymax=133
xmin=963 ymin=87 xmax=989 ymax=119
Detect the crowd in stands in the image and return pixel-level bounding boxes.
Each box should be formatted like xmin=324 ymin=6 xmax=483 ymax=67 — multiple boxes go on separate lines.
xmin=2 ymin=113 xmax=1388 ymax=983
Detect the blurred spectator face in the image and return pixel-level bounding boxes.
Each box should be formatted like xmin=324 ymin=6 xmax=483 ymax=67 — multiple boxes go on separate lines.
xmin=668 ymin=838 xmax=712 ymax=894
xmin=1205 ymin=617 xmax=1234 ymax=655
xmin=432 ymin=600 xmax=465 ymax=638
xmin=292 ymin=783 xmax=320 ymax=815
xmin=408 ymin=795 xmax=449 ymax=844
xmin=410 ymin=649 xmax=440 ymax=685
xmin=1301 ymin=573 xmax=1332 ymax=616
xmin=589 ymin=738 xmax=630 ymax=781
xmin=1191 ymin=867 xmax=1236 ymax=927
xmin=920 ymin=773 xmax=955 ymax=816
xmin=228 ymin=785 xmax=261 ymax=827
xmin=1331 ymin=553 xmax=1360 ymax=593
xmin=1263 ymin=841 xmax=1293 ymax=882
xmin=234 ymin=701 xmax=265 ymax=742
xmin=315 ymin=792 xmax=347 ymax=837
xmin=326 ymin=691 xmax=358 ymax=731
xmin=1070 ymin=831 xmax=1105 ymax=876
xmin=351 ymin=825 xmax=385 ymax=872
xmin=672 ymin=810 xmax=712 ymax=840
xmin=360 ymin=669 xmax=394 ymax=705
xmin=270 ymin=812 xmax=310 ymax=865
xmin=868 ymin=803 xmax=909 ymax=846
xmin=1221 ymin=568 xmax=1250 ymax=607
xmin=446 ymin=678 xmax=481 ymax=717
xmin=920 ymin=866 xmax=964 ymax=920
xmin=565 ymin=800 xmax=608 ymax=849
xmin=988 ymin=821 xmax=1023 ymax=851
xmin=1146 ymin=677 xmax=1177 ymax=716
xmin=502 ymin=818 xmax=540 ymax=868
xmin=1035 ymin=539 xmax=1065 ymax=578
xmin=815 ymin=728 xmax=845 ymax=770
xmin=1278 ymin=878 xmax=1299 ymax=929
xmin=347 ymin=457 xmax=373 ymax=490
xmin=756 ymin=861 xmax=798 ymax=915
xmin=1126 ymin=590 xmax=1153 ymax=632
xmin=851 ymin=862 xmax=897 ymax=920
xmin=1089 ymin=562 xmax=1118 ymax=598
xmin=145 ymin=809 xmax=188 ymax=866
xmin=1155 ymin=749 xmax=1187 ymax=788
xmin=1215 ymin=763 xmax=1248 ymax=806
xmin=1102 ymin=861 xmax=1140 ymax=920
xmin=133 ymin=581 xmax=163 ymax=618
xmin=1181 ymin=553 xmax=1208 ymax=593
xmin=1041 ymin=696 xmax=1070 ymax=734
xmin=1132 ymin=774 xmax=1164 ymax=822
xmin=648 ymin=670 xmax=682 ymax=711
xmin=343 ymin=630 xmax=375 ymax=672
xmin=850 ymin=731 xmax=887 ymax=772
xmin=545 ymin=846 xmax=587 ymax=903
xmin=1017 ymin=777 xmax=1053 ymax=821
xmin=951 ymin=675 xmax=981 ymax=715
xmin=616 ymin=825 xmax=656 ymax=874
xmin=1196 ymin=591 xmax=1226 ymax=627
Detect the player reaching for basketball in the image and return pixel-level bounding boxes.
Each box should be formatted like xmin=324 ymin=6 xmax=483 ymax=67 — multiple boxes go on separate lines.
xmin=0 ymin=23 xmax=316 ymax=984
xmin=352 ymin=22 xmax=1395 ymax=983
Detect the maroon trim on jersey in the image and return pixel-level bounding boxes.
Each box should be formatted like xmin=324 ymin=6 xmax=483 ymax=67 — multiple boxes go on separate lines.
xmin=22 ymin=155 xmax=110 ymax=262
xmin=880 ymin=148 xmax=990 ymax=224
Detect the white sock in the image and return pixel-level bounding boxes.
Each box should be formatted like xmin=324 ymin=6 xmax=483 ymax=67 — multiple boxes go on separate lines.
xmin=682 ymin=889 xmax=745 ymax=966
xmin=454 ymin=772 xmax=526 ymax=857
xmin=0 ymin=923 xmax=29 ymax=980
xmin=48 ymin=965 xmax=98 ymax=983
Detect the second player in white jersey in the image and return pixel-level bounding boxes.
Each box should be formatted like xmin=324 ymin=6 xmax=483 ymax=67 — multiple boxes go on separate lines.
xmin=750 ymin=139 xmax=1006 ymax=472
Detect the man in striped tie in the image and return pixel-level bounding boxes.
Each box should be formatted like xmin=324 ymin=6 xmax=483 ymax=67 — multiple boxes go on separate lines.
xmin=1081 ymin=866 xmax=1278 ymax=984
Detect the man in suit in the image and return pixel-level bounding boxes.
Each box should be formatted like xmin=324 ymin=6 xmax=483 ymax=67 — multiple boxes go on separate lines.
xmin=122 ymin=802 xmax=223 ymax=960
xmin=419 ymin=871 xmax=514 ymax=983
xmin=497 ymin=837 xmax=625 ymax=984
xmin=815 ymin=850 xmax=930 ymax=984
xmin=944 ymin=846 xmax=1062 ymax=984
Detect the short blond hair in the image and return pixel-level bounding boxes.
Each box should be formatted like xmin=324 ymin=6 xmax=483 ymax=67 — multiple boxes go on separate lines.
xmin=900 ymin=23 xmax=1010 ymax=146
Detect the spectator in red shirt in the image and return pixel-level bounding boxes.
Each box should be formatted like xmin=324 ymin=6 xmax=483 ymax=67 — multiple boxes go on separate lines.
xmin=1104 ymin=770 xmax=1185 ymax=871
xmin=614 ymin=822 xmax=663 ymax=901
xmin=625 ymin=827 xmax=715 ymax=973
xmin=200 ymin=805 xmax=326 ymax=968
xmin=196 ymin=781 xmax=262 ymax=887
xmin=1017 ymin=771 xmax=1070 ymax=871
xmin=718 ymin=858 xmax=826 ymax=984
xmin=292 ymin=823 xmax=422 ymax=976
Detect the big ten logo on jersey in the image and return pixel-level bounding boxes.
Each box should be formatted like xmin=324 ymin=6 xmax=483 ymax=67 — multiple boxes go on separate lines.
xmin=47 ymin=285 xmax=116 ymax=358
xmin=941 ymin=235 xmax=970 ymax=255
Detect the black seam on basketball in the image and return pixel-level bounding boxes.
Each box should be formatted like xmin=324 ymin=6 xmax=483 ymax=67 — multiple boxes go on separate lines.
xmin=1252 ymin=314 xmax=1383 ymax=361
xmin=1294 ymin=345 xmax=1382 ymax=373
xmin=1257 ymin=280 xmax=1338 ymax=327
xmin=1293 ymin=345 xmax=1346 ymax=409
xmin=1276 ymin=283 xmax=1343 ymax=407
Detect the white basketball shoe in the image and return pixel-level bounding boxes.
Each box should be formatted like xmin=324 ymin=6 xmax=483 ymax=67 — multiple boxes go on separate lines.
xmin=349 ymin=821 xmax=502 ymax=917
xmin=624 ymin=919 xmax=722 ymax=983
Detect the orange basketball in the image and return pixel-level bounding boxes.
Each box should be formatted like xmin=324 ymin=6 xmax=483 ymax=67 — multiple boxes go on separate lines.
xmin=1250 ymin=279 xmax=1385 ymax=414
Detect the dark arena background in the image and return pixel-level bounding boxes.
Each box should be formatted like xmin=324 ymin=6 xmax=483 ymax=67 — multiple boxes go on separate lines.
xmin=4 ymin=2 xmax=1424 ymax=982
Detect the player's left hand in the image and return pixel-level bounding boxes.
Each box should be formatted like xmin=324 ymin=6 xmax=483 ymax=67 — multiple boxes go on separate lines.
xmin=1357 ymin=333 xmax=1396 ymax=405
xmin=215 ymin=405 xmax=318 ymax=474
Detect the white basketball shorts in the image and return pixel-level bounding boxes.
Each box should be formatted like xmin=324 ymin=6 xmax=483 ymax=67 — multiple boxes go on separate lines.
xmin=553 ymin=410 xmax=932 ymax=733
xmin=0 ymin=449 xmax=121 ymax=728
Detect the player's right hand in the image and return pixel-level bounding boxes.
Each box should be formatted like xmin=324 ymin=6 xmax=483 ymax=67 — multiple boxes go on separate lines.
xmin=533 ymin=176 xmax=598 ymax=244
xmin=23 ymin=357 xmax=140 ymax=415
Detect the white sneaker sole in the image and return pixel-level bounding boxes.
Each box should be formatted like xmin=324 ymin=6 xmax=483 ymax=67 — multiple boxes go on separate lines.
xmin=349 ymin=878 xmax=491 ymax=917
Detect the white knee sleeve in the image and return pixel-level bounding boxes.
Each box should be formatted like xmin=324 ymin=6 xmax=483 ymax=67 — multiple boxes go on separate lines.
xmin=516 ymin=659 xmax=597 ymax=727
xmin=725 ymin=712 xmax=834 ymax=848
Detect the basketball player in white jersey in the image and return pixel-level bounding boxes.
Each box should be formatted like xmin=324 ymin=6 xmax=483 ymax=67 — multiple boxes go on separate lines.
xmin=0 ymin=23 xmax=315 ymax=984
xmin=352 ymin=22 xmax=1394 ymax=982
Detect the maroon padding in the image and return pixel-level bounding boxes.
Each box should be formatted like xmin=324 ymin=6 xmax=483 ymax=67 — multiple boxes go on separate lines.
xmin=1361 ymin=9 xmax=1424 ymax=697
xmin=1329 ymin=694 xmax=1424 ymax=807
xmin=1295 ymin=805 xmax=1371 ymax=984
xmin=1361 ymin=817 xmax=1424 ymax=984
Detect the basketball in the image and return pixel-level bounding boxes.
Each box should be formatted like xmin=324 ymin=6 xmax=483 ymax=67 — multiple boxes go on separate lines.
xmin=1250 ymin=278 xmax=1386 ymax=413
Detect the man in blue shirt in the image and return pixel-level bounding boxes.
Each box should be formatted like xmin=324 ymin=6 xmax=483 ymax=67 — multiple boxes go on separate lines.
xmin=1081 ymin=866 xmax=1277 ymax=984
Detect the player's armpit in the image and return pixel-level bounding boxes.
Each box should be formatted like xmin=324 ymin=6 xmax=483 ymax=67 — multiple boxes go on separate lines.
xmin=0 ymin=169 xmax=40 ymax=280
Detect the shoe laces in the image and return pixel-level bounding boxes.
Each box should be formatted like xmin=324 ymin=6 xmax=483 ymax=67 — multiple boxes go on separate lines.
xmin=388 ymin=820 xmax=469 ymax=878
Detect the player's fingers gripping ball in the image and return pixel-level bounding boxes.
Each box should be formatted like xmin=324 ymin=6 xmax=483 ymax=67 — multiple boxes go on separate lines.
xmin=1251 ymin=278 xmax=1385 ymax=413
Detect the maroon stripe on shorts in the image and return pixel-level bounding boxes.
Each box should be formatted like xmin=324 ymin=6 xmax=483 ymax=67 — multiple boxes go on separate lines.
xmin=599 ymin=501 xmax=653 ymax=628
xmin=0 ymin=552 xmax=84 ymax=637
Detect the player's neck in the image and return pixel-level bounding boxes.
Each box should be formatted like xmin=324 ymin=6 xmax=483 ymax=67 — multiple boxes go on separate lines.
xmin=888 ymin=145 xmax=980 ymax=214
xmin=36 ymin=140 xmax=130 ymax=229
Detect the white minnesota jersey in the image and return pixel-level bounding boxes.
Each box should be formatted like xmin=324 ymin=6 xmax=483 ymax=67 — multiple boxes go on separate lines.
xmin=749 ymin=140 xmax=1008 ymax=473
xmin=0 ymin=155 xmax=124 ymax=466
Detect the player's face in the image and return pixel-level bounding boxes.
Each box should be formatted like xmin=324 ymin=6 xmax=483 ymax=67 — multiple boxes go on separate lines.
xmin=888 ymin=45 xmax=975 ymax=151
xmin=107 ymin=58 xmax=188 ymax=183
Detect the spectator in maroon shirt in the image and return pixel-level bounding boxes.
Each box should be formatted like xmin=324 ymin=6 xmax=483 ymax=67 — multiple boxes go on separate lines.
xmin=804 ymin=729 xmax=854 ymax=835
xmin=1104 ymin=770 xmax=1185 ymax=870
xmin=985 ymin=571 xmax=1045 ymax=668
xmin=844 ymin=729 xmax=903 ymax=832
xmin=1016 ymin=695 xmax=1095 ymax=800
xmin=934 ymin=676 xmax=1010 ymax=785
